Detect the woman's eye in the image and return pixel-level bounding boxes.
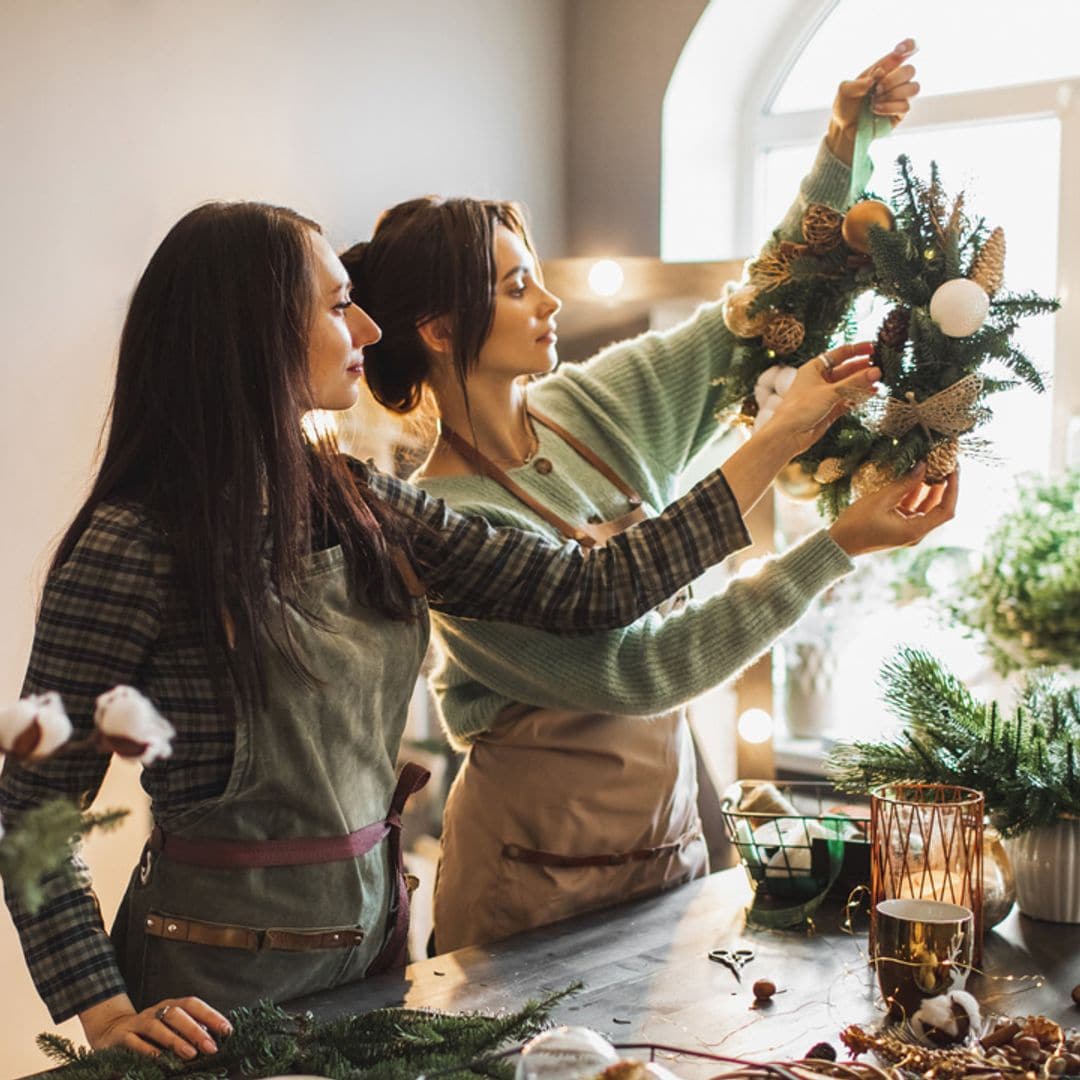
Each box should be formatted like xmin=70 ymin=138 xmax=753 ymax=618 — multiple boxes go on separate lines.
xmin=509 ymin=284 xmax=526 ymax=298
xmin=333 ymin=300 xmax=352 ymax=313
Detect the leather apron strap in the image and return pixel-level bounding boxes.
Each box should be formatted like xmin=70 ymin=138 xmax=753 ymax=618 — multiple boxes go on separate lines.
xmin=439 ymin=405 xmax=646 ymax=548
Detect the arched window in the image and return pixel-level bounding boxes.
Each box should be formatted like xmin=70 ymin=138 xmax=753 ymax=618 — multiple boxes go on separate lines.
xmin=663 ymin=1 xmax=1080 ymax=746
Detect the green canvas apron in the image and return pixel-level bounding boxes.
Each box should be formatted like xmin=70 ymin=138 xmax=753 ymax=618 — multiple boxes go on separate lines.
xmin=111 ymin=544 xmax=429 ymax=1013
xmin=434 ymin=411 xmax=707 ymax=953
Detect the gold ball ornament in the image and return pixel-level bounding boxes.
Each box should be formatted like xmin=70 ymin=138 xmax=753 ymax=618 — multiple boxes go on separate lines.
xmin=925 ymin=438 xmax=960 ymax=483
xmin=722 ymin=284 xmax=773 ymax=338
xmin=813 ymin=457 xmax=847 ymax=485
xmin=851 ymin=460 xmax=896 ymax=500
xmin=841 ymin=199 xmax=896 ymax=255
xmin=761 ymin=313 xmax=805 ymax=357
xmin=775 ymin=462 xmax=821 ymax=501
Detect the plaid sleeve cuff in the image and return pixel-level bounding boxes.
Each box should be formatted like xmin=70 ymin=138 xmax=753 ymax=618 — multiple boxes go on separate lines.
xmin=368 ymin=466 xmax=750 ymax=630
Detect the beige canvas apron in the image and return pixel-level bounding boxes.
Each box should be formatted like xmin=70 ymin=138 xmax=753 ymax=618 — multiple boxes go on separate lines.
xmin=433 ymin=409 xmax=707 ymax=953
xmin=111 ymin=544 xmax=430 ymax=1013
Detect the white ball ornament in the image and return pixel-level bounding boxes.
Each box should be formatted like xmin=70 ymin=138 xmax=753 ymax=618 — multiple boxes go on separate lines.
xmin=515 ymin=1026 xmax=619 ymax=1080
xmin=929 ymin=279 xmax=990 ymax=338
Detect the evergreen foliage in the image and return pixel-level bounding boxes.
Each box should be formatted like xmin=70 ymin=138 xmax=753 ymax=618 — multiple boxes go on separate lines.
xmin=826 ymin=647 xmax=1080 ymax=836
xmin=949 ymin=469 xmax=1080 ymax=673
xmin=0 ymin=798 xmax=127 ymax=913
xmin=717 ymin=155 xmax=1058 ymax=519
xmin=36 ymin=985 xmax=581 ymax=1080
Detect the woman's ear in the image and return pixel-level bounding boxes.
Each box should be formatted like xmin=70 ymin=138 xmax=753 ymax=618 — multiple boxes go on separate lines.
xmin=416 ymin=315 xmax=453 ymax=356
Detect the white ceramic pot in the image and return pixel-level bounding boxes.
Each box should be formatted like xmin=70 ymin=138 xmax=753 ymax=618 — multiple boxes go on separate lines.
xmin=1003 ymin=817 xmax=1080 ymax=923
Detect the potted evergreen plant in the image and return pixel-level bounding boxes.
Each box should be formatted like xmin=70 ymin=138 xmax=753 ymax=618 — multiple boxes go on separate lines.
xmin=826 ymin=647 xmax=1080 ymax=923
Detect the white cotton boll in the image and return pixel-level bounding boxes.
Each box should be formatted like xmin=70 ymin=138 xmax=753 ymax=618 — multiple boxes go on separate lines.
xmin=0 ymin=694 xmax=71 ymax=760
xmin=28 ymin=693 xmax=73 ymax=758
xmin=911 ymin=990 xmax=981 ymax=1046
xmin=772 ymin=365 xmax=798 ymax=396
xmin=756 ymin=364 xmax=783 ymax=393
xmin=94 ymin=686 xmax=176 ymax=765
xmin=0 ymin=698 xmax=40 ymax=756
xmin=754 ymin=380 xmax=774 ymax=408
xmin=753 ymin=405 xmax=776 ymax=431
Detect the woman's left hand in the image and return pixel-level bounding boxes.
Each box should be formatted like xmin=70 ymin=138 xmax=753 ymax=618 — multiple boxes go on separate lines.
xmin=759 ymin=342 xmax=880 ymax=456
xmin=827 ymin=39 xmax=919 ymax=164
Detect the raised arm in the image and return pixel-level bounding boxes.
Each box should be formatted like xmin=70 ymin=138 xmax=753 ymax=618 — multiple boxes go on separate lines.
xmin=430 ymin=529 xmax=853 ymax=741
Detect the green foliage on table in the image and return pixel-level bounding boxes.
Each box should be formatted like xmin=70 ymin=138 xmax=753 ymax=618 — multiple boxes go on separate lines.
xmin=950 ymin=469 xmax=1080 ymax=673
xmin=37 ymin=985 xmax=581 ymax=1079
xmin=0 ymin=798 xmax=127 ymax=913
xmin=715 ymin=155 xmax=1056 ymax=520
xmin=826 ymin=647 xmax=1080 ymax=836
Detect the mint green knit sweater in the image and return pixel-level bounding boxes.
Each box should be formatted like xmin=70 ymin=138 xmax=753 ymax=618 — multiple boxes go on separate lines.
xmin=420 ymin=141 xmax=857 ymax=749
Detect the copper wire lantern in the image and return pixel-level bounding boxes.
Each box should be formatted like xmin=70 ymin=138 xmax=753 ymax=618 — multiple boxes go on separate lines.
xmin=870 ymin=782 xmax=985 ymax=965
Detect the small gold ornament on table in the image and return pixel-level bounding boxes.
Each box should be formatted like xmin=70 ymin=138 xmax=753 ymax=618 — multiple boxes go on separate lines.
xmin=841 ymin=199 xmax=896 ymax=255
xmin=761 ymin=313 xmax=805 ymax=357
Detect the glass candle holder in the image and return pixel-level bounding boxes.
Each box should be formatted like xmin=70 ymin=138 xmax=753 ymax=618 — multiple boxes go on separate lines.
xmin=870 ymin=782 xmax=984 ymax=966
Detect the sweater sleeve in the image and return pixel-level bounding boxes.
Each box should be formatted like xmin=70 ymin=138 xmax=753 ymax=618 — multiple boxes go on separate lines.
xmin=0 ymin=504 xmax=162 ymax=1022
xmin=365 ymin=466 xmax=750 ymax=629
xmin=430 ymin=530 xmax=853 ymax=747
xmin=540 ymin=140 xmax=854 ymax=481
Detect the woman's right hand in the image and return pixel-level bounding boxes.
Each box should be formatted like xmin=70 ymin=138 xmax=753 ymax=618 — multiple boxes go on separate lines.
xmin=828 ymin=464 xmax=959 ymax=556
xmin=81 ymin=992 xmax=232 ymax=1058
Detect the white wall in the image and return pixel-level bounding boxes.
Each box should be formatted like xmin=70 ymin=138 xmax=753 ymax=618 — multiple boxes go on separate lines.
xmin=0 ymin=1 xmax=567 ymax=1072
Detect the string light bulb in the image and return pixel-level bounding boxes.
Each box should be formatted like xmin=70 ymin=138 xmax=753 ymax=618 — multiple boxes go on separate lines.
xmin=587 ymin=258 xmax=624 ymax=298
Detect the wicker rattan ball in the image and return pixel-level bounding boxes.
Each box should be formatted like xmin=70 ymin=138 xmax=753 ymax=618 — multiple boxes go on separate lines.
xmin=761 ymin=314 xmax=805 ymax=357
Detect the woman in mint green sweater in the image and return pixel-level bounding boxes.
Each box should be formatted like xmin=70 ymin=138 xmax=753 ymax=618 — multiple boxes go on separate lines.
xmin=346 ymin=43 xmax=953 ymax=952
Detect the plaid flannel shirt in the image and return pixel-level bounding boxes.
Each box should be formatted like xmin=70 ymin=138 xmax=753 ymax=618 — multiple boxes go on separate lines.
xmin=0 ymin=462 xmax=748 ymax=1021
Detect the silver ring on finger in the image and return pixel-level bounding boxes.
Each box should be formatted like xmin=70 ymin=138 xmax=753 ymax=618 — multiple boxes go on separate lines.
xmin=818 ymin=352 xmax=834 ymax=372
xmin=155 ymin=1004 xmax=172 ymax=1022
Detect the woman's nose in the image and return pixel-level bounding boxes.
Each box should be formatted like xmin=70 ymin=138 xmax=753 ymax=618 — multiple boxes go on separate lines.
xmin=348 ymin=303 xmax=382 ymax=347
xmin=539 ymin=285 xmax=561 ymax=317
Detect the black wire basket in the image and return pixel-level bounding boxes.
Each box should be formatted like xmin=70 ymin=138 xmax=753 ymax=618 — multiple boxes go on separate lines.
xmin=720 ymin=780 xmax=870 ymax=903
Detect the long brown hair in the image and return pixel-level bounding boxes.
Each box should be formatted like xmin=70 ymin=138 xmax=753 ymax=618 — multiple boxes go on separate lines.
xmin=342 ymin=196 xmax=537 ymax=415
xmin=53 ymin=202 xmax=417 ymax=705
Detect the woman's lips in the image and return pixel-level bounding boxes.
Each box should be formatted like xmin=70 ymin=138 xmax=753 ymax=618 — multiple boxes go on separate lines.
xmin=536 ymin=332 xmax=558 ymax=345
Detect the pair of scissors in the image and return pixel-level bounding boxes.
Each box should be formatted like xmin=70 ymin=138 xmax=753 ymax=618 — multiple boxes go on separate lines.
xmin=708 ymin=946 xmax=755 ymax=982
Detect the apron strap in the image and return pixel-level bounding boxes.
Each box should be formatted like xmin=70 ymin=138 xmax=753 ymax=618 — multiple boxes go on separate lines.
xmin=501 ymin=825 xmax=703 ymax=869
xmin=438 ymin=423 xmax=595 ymax=546
xmin=367 ymin=761 xmax=431 ymax=974
xmin=150 ymin=763 xmax=431 ymax=871
xmin=438 ymin=405 xmax=645 ymax=546
xmin=527 ymin=406 xmax=642 ymax=506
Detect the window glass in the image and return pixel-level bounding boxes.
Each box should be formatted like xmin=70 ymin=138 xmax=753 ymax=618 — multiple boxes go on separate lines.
xmin=771 ymin=0 xmax=1080 ymax=114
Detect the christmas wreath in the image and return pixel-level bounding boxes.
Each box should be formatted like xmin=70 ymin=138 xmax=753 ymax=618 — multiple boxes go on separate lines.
xmin=719 ymin=144 xmax=1059 ymax=520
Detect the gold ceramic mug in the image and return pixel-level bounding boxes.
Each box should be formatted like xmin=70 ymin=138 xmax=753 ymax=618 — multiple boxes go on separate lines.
xmin=874 ymin=898 xmax=974 ymax=1019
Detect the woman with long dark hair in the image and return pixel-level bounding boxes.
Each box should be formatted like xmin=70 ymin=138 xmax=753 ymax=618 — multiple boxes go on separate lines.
xmin=0 ymin=202 xmax=835 ymax=1058
xmin=345 ymin=43 xmax=954 ymax=954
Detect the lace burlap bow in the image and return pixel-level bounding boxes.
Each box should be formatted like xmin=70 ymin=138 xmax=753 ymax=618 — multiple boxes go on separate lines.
xmin=877 ymin=373 xmax=985 ymax=439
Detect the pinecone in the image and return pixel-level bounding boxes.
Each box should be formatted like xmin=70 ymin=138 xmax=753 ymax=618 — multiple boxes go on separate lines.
xmin=813 ymin=457 xmax=847 ymax=484
xmin=802 ymin=203 xmax=844 ymax=253
xmin=969 ymin=226 xmax=1006 ymax=297
xmin=925 ymin=438 xmax=959 ymax=482
xmin=736 ymin=394 xmax=759 ymax=426
xmin=876 ymin=307 xmax=911 ymax=352
xmin=761 ymin=313 xmax=805 ymax=357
